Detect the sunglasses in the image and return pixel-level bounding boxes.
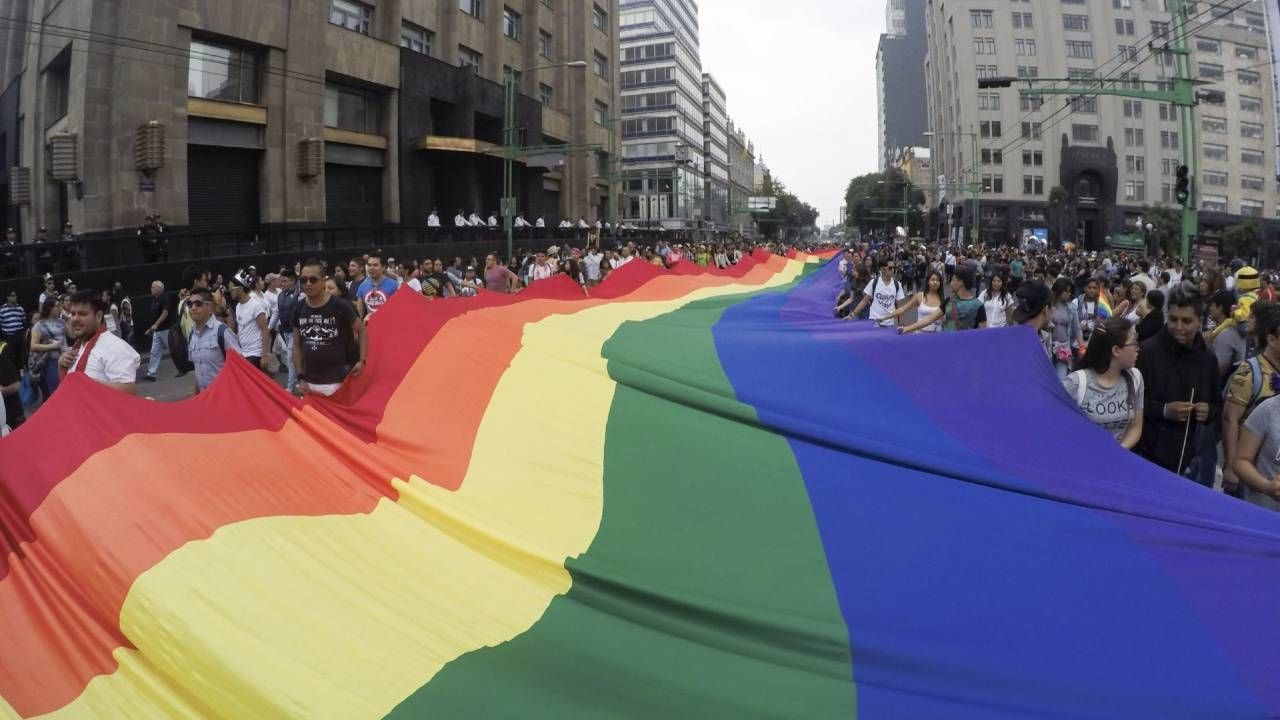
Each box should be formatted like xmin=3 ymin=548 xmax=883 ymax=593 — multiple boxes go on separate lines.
xmin=187 ymin=299 xmax=209 ymax=308
xmin=300 ymin=276 xmax=324 ymax=285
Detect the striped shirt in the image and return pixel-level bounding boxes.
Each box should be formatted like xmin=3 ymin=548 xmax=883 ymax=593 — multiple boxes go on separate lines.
xmin=0 ymin=303 xmax=24 ymax=336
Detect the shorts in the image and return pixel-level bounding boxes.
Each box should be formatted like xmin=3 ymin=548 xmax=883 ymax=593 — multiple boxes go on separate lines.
xmin=305 ymin=381 xmax=342 ymax=397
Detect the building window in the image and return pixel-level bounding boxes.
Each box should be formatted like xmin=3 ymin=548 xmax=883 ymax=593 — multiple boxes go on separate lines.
xmin=981 ymin=175 xmax=1004 ymax=193
xmin=1125 ymin=155 xmax=1145 ymax=173
xmin=324 ymin=83 xmax=381 ymax=134
xmin=401 ymin=23 xmax=433 ymax=55
xmin=459 ymin=45 xmax=482 ymax=73
xmin=1158 ymin=102 xmax=1177 ymax=122
xmin=1201 ymin=115 xmax=1227 ymax=134
xmin=1063 ymin=14 xmax=1089 ymax=31
xmin=1117 ymin=45 xmax=1138 ymax=61
xmin=1242 ymin=199 xmax=1264 ymax=217
xmin=594 ymin=100 xmax=608 ymax=126
xmin=1160 ymin=130 xmax=1179 ymax=149
xmin=979 ymin=120 xmax=1002 ymax=138
xmin=329 ymin=0 xmax=372 ymax=34
xmin=593 ymin=51 xmax=608 ymax=78
xmin=1123 ymin=127 xmax=1144 ymax=146
xmin=1162 ymin=184 xmax=1172 ymax=203
xmin=1022 ymin=175 xmax=1044 ymax=195
xmin=1242 ymin=175 xmax=1265 ymax=191
xmin=981 ymin=148 xmax=1003 ymax=164
xmin=1244 ymin=10 xmax=1266 ymax=31
xmin=1015 ymin=39 xmax=1037 ymax=56
xmin=188 ymin=39 xmax=260 ymax=104
xmin=970 ymin=10 xmax=993 ymax=27
xmin=1115 ymin=18 xmax=1134 ymax=35
xmin=1071 ymin=96 xmax=1097 ymax=113
xmin=43 ymin=51 xmax=70 ymax=124
xmin=503 ymin=7 xmax=522 ymax=39
xmin=1196 ymin=37 xmax=1220 ymax=53
xmin=1022 ymin=150 xmax=1043 ymax=166
xmin=1236 ymin=44 xmax=1259 ymax=60
xmin=539 ymin=83 xmax=554 ymax=106
xmin=977 ymin=92 xmax=1001 ymax=110
xmin=1240 ymin=95 xmax=1262 ymax=113
xmin=1122 ymin=100 xmax=1142 ymax=118
xmin=1241 ymin=121 xmax=1264 ymax=140
xmin=1021 ymin=121 xmax=1042 ymax=139
xmin=1114 ymin=0 xmax=1131 ymax=8
xmin=1123 ymin=181 xmax=1146 ymax=202
xmin=1238 ymin=69 xmax=1261 ymax=85
xmin=1202 ymin=194 xmax=1228 ymax=212
xmin=1065 ymin=40 xmax=1093 ymax=58
xmin=1072 ymin=124 xmax=1099 ymax=142
xmin=974 ymin=38 xmax=996 ymax=55
xmin=542 ymin=0 xmax=553 ymax=7
xmin=1016 ymin=65 xmax=1038 ymax=78
xmin=539 ymin=30 xmax=552 ymax=59
xmin=1151 ymin=21 xmax=1170 ymax=39
xmin=1204 ymin=170 xmax=1229 ymax=187
xmin=1242 ymin=149 xmax=1265 ymax=165
xmin=460 ymin=0 xmax=483 ymax=19
xmin=1204 ymin=143 xmax=1228 ymax=161
xmin=592 ymin=4 xmax=607 ymax=32
xmin=1198 ymin=62 xmax=1223 ymax=80
xmin=1012 ymin=12 xmax=1033 ymax=28
xmin=1019 ymin=95 xmax=1044 ymax=112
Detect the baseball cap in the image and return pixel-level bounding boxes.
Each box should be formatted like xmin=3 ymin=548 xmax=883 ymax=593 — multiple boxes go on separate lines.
xmin=1013 ymin=281 xmax=1051 ymax=323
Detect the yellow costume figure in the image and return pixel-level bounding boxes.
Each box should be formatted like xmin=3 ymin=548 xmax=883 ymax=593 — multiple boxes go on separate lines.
xmin=1212 ymin=266 xmax=1260 ymax=340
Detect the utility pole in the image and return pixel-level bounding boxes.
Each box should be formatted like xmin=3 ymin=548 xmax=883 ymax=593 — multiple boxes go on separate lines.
xmin=980 ymin=0 xmax=1206 ymax=261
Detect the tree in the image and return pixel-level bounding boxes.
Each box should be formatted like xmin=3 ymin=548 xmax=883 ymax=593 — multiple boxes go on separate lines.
xmin=842 ymin=169 xmax=926 ymax=236
xmin=1221 ymin=217 xmax=1261 ymax=262
xmin=1141 ymin=204 xmax=1182 ymax=257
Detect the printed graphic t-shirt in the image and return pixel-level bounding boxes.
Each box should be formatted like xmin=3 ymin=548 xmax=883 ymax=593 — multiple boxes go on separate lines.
xmin=356 ymin=276 xmax=399 ymax=317
xmin=292 ymin=296 xmax=358 ymax=384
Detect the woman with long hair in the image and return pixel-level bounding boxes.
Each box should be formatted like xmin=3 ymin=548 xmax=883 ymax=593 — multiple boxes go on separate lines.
xmin=1049 ymin=278 xmax=1082 ymax=379
xmin=1064 ymin=317 xmax=1144 ymax=449
xmin=888 ymin=269 xmax=946 ymax=333
xmin=29 ymin=296 xmax=67 ymax=401
xmin=980 ymin=271 xmax=1017 ymax=328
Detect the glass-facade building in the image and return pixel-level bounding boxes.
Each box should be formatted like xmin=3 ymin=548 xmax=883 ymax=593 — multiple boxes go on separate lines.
xmin=619 ymin=0 xmax=706 ymax=229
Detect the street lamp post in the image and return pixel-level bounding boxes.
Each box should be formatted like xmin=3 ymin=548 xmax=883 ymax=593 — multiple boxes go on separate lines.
xmin=504 ymin=60 xmax=588 ymax=261
xmin=923 ymin=129 xmax=980 ymax=245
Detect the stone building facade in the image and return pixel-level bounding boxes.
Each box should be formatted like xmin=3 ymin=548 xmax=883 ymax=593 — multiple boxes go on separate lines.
xmin=0 ymin=0 xmax=620 ymax=238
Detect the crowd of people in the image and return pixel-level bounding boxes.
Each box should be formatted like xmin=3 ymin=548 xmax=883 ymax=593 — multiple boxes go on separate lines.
xmin=0 ymin=237 xmax=792 ymax=434
xmin=833 ymin=233 xmax=1280 ymax=513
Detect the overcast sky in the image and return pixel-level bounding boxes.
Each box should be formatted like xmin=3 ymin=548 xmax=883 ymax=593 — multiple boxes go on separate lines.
xmin=700 ymin=0 xmax=884 ymax=225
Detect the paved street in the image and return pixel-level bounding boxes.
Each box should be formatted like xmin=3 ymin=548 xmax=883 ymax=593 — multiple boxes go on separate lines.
xmin=134 ymin=351 xmax=289 ymax=402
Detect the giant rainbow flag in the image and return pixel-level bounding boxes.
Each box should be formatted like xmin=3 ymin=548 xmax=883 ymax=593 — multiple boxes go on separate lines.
xmin=3 ymin=249 xmax=1279 ymax=718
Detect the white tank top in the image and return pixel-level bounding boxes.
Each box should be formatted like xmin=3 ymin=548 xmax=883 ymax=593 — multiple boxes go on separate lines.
xmin=918 ymin=294 xmax=943 ymax=332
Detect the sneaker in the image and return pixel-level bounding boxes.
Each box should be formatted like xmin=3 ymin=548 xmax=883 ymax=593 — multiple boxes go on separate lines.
xmin=142 ymin=375 xmax=157 ymax=383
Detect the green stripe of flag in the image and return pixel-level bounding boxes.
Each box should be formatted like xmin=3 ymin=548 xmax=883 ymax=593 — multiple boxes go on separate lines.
xmin=386 ymin=284 xmax=854 ymax=718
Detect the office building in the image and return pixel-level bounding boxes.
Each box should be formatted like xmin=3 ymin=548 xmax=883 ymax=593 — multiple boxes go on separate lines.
xmin=702 ymin=73 xmax=730 ymax=232
xmin=0 ymin=0 xmax=619 ymax=239
xmin=876 ymin=0 xmax=929 ymax=169
xmin=618 ymin=0 xmax=706 ymax=230
xmin=896 ymin=146 xmax=934 ymax=209
xmin=726 ymin=118 xmax=757 ymax=237
xmin=924 ymin=0 xmax=1275 ymax=248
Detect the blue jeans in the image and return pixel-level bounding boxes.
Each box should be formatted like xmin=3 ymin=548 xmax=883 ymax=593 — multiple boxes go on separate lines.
xmin=147 ymin=330 xmax=169 ymax=378
xmin=1183 ymin=421 xmax=1219 ymax=488
xmin=38 ymin=356 xmax=60 ymax=401
xmin=279 ymin=331 xmax=297 ymax=391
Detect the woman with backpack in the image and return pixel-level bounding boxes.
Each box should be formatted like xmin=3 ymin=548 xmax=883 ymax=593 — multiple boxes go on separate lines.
xmin=1063 ymin=317 xmax=1144 ymax=449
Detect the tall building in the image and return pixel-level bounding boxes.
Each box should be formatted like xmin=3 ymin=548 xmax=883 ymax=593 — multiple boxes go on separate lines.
xmin=726 ymin=118 xmax=756 ymax=237
xmin=924 ymin=0 xmax=1275 ymax=249
xmin=876 ymin=0 xmax=929 ymax=169
xmin=702 ymin=73 xmax=730 ymax=232
xmin=0 ymin=0 xmax=620 ymax=238
xmin=618 ymin=0 xmax=706 ymax=231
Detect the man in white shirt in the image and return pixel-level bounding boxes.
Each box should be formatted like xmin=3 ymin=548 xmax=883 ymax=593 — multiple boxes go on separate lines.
xmin=515 ymin=213 xmax=530 ymax=229
xmin=847 ymin=259 xmax=906 ymax=327
xmin=227 ymin=271 xmax=270 ymax=372
xmin=582 ymin=247 xmax=604 ymax=286
xmin=558 ymin=219 xmax=572 ymax=230
xmin=427 ymin=208 xmax=441 ymax=228
xmin=469 ymin=210 xmax=484 ymax=227
xmin=530 ymin=251 xmax=556 ymax=282
xmin=59 ymin=290 xmax=141 ymax=393
xmin=535 ymin=216 xmax=545 ymax=229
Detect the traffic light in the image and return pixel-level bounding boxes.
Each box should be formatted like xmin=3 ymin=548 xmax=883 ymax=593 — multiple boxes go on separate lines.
xmin=1175 ymin=165 xmax=1191 ymax=206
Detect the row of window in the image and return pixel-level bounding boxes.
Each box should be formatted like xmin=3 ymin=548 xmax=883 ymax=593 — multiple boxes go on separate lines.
xmin=337 ymin=0 xmax=607 ymax=43
xmin=1203 ymin=196 xmax=1266 ymax=216
xmin=1202 ymin=116 xmax=1266 ymax=140
xmin=1202 ymin=172 xmax=1268 ymax=191
xmin=1204 ymin=145 xmax=1267 ymax=165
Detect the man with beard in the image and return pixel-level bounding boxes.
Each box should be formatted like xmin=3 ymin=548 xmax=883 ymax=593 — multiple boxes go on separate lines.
xmin=292 ymin=258 xmax=366 ymax=397
xmin=59 ymin=290 xmax=140 ymax=392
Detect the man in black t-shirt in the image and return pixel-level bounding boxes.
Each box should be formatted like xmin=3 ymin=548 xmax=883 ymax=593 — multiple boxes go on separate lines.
xmin=291 ymin=258 xmax=367 ymax=397
xmin=143 ymin=280 xmax=177 ymax=382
